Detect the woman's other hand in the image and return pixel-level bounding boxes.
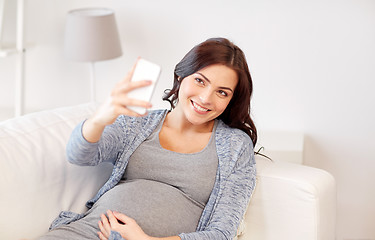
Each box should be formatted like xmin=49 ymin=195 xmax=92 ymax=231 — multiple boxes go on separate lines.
xmin=98 ymin=210 xmax=151 ymax=240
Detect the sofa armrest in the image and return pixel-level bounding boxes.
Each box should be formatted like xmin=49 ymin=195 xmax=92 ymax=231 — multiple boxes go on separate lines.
xmin=0 ymin=103 xmax=112 ymax=240
xmin=238 ymin=156 xmax=336 ymax=240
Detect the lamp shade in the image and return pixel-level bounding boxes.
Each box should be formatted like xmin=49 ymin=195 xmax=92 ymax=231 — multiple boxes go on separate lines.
xmin=64 ymin=8 xmax=122 ymax=62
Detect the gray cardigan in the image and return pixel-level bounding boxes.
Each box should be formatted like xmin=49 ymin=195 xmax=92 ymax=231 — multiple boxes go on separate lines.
xmin=50 ymin=109 xmax=256 ymax=240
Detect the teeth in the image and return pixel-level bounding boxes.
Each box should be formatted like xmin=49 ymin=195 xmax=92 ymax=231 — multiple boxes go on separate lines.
xmin=192 ymin=101 xmax=209 ymax=112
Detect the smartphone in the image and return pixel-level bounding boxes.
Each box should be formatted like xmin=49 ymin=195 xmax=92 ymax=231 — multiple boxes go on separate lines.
xmin=127 ymin=58 xmax=161 ymax=115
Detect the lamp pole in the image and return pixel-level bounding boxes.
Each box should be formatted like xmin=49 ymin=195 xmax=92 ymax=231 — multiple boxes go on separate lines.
xmin=89 ymin=62 xmax=96 ymax=102
xmin=15 ymin=0 xmax=25 ymax=117
xmin=0 ymin=0 xmax=5 ymax=49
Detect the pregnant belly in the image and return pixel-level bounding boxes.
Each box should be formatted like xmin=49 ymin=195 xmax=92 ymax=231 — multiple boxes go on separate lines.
xmin=84 ymin=179 xmax=204 ymax=237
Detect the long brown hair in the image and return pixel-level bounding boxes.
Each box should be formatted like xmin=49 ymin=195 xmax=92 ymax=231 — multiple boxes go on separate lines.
xmin=163 ymin=37 xmax=257 ymax=146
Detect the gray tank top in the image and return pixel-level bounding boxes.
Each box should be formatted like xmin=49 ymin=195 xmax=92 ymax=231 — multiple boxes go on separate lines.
xmin=40 ymin=117 xmax=218 ymax=239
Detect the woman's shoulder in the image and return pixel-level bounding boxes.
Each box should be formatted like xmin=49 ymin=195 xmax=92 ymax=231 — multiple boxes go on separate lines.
xmin=216 ymin=120 xmax=252 ymax=147
xmin=215 ymin=120 xmax=255 ymax=177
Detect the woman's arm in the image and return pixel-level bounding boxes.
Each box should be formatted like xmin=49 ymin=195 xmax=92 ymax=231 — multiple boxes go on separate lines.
xmin=82 ymin=59 xmax=152 ymax=143
xmin=66 ymin=117 xmax=126 ymax=166
xmin=66 ymin=59 xmax=153 ymax=165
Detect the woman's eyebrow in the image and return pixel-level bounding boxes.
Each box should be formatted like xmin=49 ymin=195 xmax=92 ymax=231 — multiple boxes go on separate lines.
xmin=197 ymin=72 xmax=234 ymax=93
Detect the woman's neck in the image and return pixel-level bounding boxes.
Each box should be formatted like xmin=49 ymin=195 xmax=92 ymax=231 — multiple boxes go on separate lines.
xmin=163 ymin=110 xmax=215 ymax=134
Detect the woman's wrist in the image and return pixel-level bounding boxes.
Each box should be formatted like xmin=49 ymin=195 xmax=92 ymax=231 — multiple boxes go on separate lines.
xmin=82 ymin=117 xmax=106 ymax=143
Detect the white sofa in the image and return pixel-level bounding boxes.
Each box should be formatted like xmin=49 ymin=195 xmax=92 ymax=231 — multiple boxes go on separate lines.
xmin=0 ymin=104 xmax=336 ymax=240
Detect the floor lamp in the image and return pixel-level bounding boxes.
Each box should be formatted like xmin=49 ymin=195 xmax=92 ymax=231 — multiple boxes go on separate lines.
xmin=64 ymin=8 xmax=122 ymax=102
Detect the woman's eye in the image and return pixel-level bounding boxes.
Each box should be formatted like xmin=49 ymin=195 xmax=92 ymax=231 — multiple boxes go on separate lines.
xmin=195 ymin=78 xmax=204 ymax=85
xmin=218 ymin=90 xmax=228 ymax=97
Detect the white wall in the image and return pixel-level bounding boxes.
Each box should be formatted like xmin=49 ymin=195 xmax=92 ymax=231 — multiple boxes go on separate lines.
xmin=1 ymin=0 xmax=375 ymax=239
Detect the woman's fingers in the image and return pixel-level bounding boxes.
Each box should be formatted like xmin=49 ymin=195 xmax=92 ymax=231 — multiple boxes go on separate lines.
xmin=105 ymin=210 xmax=132 ymax=226
xmin=113 ymin=211 xmax=130 ymax=223
xmin=106 ymin=210 xmax=118 ymax=226
xmin=113 ymin=211 xmax=134 ymax=225
xmin=98 ymin=231 xmax=108 ymax=240
xmin=93 ymin=92 xmax=151 ymax=124
xmin=112 ymin=79 xmax=152 ymax=96
xmin=99 ymin=213 xmax=111 ymax=237
xmin=113 ymin=95 xmax=152 ymax=110
xmin=98 ymin=221 xmax=106 ymax=236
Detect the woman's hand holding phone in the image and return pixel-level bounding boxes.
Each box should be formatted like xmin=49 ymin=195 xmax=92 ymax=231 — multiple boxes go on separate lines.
xmin=82 ymin=59 xmax=157 ymax=143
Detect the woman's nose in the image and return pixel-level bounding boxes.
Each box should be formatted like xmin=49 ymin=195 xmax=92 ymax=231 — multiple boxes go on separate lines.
xmin=199 ymin=90 xmax=213 ymax=105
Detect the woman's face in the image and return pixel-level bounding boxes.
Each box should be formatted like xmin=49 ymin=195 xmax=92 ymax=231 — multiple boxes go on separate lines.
xmin=175 ymin=64 xmax=238 ymax=126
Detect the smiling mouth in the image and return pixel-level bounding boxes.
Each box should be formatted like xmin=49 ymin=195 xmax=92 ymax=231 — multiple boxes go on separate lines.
xmin=191 ymin=100 xmax=211 ymax=112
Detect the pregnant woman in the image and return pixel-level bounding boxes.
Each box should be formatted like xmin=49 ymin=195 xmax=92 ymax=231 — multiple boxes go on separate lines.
xmin=39 ymin=37 xmax=257 ymax=240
